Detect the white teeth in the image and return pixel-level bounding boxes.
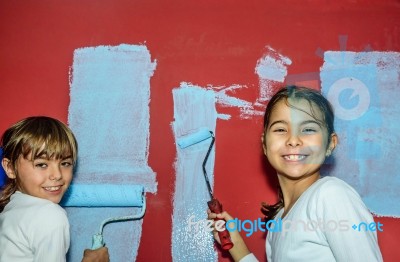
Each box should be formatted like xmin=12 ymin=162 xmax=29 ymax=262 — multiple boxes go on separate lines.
xmin=284 ymin=155 xmax=306 ymax=161
xmin=44 ymin=186 xmax=61 ymax=191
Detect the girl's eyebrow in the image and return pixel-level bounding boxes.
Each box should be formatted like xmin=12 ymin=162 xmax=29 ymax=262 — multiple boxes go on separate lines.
xmin=268 ymin=119 xmax=322 ymax=129
xmin=268 ymin=120 xmax=288 ymax=129
xmin=301 ymin=120 xmax=322 ymax=127
xmin=33 ymin=154 xmax=72 ymax=160
xmin=33 ymin=154 xmax=49 ymax=160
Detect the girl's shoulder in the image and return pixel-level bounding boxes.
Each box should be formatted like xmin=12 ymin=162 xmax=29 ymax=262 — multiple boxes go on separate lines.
xmin=309 ymin=176 xmax=369 ymax=215
xmin=9 ymin=192 xmax=68 ymax=223
xmin=1 ymin=192 xmax=69 ymax=241
xmin=313 ymin=176 xmax=359 ymax=197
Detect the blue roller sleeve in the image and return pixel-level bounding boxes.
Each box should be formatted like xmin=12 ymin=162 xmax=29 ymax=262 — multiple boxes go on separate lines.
xmin=0 ymin=148 xmax=6 ymax=188
xmin=177 ymin=128 xmax=212 ymax=149
xmin=60 ymin=184 xmax=144 ymax=207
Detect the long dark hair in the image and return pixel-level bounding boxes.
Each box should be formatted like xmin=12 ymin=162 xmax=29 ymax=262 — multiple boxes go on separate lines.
xmin=261 ymin=85 xmax=335 ymax=221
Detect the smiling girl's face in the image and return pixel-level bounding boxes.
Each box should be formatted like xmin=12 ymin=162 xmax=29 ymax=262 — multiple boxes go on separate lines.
xmin=2 ymin=149 xmax=74 ymax=204
xmin=15 ymin=153 xmax=73 ymax=204
xmin=263 ymin=98 xmax=336 ymax=180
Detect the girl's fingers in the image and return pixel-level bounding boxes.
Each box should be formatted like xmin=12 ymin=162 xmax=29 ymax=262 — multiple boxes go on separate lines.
xmin=207 ymin=210 xmax=218 ymax=219
xmin=216 ymin=211 xmax=234 ymax=221
xmin=208 ymin=210 xmax=234 ymax=222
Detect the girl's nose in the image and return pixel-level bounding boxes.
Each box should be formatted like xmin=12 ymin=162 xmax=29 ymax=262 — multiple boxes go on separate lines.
xmin=49 ymin=166 xmax=62 ymax=181
xmin=286 ymin=132 xmax=302 ymax=147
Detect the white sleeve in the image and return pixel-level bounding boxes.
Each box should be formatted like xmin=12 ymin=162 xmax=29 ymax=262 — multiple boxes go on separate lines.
xmin=31 ymin=204 xmax=70 ymax=262
xmin=317 ymin=180 xmax=383 ymax=262
xmin=239 ymin=253 xmax=259 ymax=262
xmin=266 ymin=232 xmax=272 ymax=262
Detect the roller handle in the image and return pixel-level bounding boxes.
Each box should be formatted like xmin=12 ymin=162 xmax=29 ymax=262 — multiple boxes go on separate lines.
xmin=91 ymin=234 xmax=104 ymax=250
xmin=208 ymin=198 xmax=234 ymax=250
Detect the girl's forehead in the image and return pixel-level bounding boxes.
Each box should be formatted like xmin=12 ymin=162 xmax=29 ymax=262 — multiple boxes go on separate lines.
xmin=24 ymin=141 xmax=71 ymax=159
xmin=271 ymin=98 xmax=324 ymax=122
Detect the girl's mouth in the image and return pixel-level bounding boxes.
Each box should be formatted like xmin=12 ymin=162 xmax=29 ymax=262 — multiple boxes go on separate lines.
xmin=283 ymin=154 xmax=307 ymax=161
xmin=43 ymin=186 xmax=62 ymax=192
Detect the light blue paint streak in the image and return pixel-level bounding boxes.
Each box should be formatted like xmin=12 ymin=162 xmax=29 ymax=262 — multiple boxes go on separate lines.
xmin=255 ymin=46 xmax=292 ymax=82
xmin=172 ymin=84 xmax=218 ymax=261
xmin=68 ymin=44 xmax=157 ymax=191
xmin=321 ymin=51 xmax=400 ymax=217
xmin=254 ymin=46 xmax=292 ymax=103
xmin=67 ymin=44 xmax=157 ymax=261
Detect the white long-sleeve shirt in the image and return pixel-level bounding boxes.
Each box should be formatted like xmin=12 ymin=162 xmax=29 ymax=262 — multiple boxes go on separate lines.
xmin=266 ymin=177 xmax=383 ymax=262
xmin=0 ymin=191 xmax=70 ymax=262
xmin=241 ymin=176 xmax=383 ymax=262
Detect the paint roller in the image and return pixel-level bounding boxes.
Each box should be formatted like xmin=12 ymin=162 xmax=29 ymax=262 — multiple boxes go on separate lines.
xmin=60 ymin=184 xmax=146 ymax=250
xmin=178 ymin=128 xmax=234 ymax=250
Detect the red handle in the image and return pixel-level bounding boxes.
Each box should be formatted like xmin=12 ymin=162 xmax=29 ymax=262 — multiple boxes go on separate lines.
xmin=208 ymin=198 xmax=234 ymax=250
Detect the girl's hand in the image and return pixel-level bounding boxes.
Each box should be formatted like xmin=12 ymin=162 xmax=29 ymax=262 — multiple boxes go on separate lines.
xmin=207 ymin=209 xmax=251 ymax=262
xmin=81 ymin=247 xmax=109 ymax=262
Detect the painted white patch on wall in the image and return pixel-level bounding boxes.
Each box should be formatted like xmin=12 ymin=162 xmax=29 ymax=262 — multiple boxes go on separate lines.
xmin=67 ymin=44 xmax=157 ymax=261
xmin=255 ymin=46 xmax=292 ymax=102
xmin=172 ymin=84 xmax=218 ymax=261
xmin=321 ymin=51 xmax=400 ymax=217
xmin=213 ymin=84 xmax=257 ymax=119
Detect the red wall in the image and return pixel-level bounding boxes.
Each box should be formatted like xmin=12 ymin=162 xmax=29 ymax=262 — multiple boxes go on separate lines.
xmin=1 ymin=1 xmax=399 ymax=261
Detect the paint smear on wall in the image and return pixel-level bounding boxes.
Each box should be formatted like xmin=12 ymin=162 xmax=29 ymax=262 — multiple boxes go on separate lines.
xmin=255 ymin=46 xmax=292 ymax=103
xmin=170 ymin=47 xmax=293 ymax=260
xmin=191 ymin=46 xmax=292 ymax=121
xmin=170 ymin=82 xmax=257 ymax=261
xmin=67 ymin=44 xmax=157 ymax=261
xmin=213 ymin=84 xmax=254 ymax=119
xmin=321 ymin=51 xmax=400 ymax=217
xmin=172 ymin=84 xmax=218 ymax=262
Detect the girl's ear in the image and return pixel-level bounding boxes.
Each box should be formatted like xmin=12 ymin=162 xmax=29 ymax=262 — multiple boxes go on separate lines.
xmin=261 ymin=133 xmax=267 ymax=155
xmin=326 ymin=133 xmax=338 ymax=157
xmin=1 ymin=158 xmax=16 ymax=179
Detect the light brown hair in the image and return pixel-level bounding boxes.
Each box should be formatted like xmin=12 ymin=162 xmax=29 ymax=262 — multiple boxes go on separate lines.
xmin=0 ymin=116 xmax=78 ymax=212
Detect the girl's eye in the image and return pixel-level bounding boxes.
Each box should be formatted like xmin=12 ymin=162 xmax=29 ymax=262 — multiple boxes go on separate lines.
xmin=302 ymin=127 xmax=317 ymax=134
xmin=35 ymin=163 xmax=48 ymax=168
xmin=273 ymin=128 xmax=286 ymax=133
xmin=61 ymin=161 xmax=73 ymax=167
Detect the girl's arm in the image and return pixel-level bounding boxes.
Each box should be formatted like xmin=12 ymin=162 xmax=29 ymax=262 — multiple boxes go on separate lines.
xmin=208 ymin=210 xmax=259 ymax=262
xmin=32 ymin=204 xmax=70 ymax=261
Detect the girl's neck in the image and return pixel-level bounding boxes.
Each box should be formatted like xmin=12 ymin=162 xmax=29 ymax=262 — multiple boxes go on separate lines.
xmin=278 ymin=173 xmax=321 ymax=217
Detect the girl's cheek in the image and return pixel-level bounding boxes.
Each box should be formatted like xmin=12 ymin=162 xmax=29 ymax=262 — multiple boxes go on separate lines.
xmin=267 ymin=139 xmax=283 ymax=150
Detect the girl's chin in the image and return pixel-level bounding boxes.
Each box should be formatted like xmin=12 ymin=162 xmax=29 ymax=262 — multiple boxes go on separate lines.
xmin=278 ymin=171 xmax=320 ymax=180
xmin=49 ymin=197 xmax=63 ymax=204
xmin=40 ymin=191 xmax=65 ymax=203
